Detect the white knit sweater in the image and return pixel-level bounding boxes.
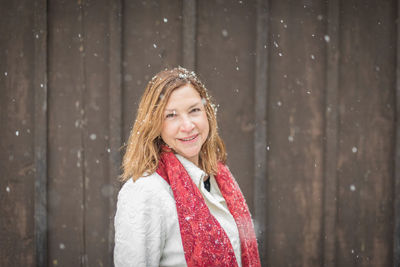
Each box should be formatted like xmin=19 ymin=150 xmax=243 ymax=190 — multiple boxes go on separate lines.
xmin=114 ymin=154 xmax=241 ymax=267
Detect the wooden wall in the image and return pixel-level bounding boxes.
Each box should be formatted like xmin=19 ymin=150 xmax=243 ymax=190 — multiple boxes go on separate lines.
xmin=1 ymin=0 xmax=399 ymax=266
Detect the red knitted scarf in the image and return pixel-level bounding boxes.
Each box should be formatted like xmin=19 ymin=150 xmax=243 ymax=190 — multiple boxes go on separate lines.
xmin=156 ymin=151 xmax=261 ymax=267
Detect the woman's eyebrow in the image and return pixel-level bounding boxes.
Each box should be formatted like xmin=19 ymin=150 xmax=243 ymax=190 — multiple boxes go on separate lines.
xmin=188 ymin=102 xmax=201 ymax=109
xmin=164 ymin=101 xmax=201 ymax=112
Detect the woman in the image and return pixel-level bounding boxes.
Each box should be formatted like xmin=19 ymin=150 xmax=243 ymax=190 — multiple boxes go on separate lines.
xmin=114 ymin=67 xmax=260 ymax=267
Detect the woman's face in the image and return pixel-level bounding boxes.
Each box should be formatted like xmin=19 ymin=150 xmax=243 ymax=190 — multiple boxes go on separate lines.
xmin=161 ymin=84 xmax=210 ymax=166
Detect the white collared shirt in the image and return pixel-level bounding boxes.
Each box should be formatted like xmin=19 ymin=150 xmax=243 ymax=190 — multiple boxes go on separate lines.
xmin=114 ymin=155 xmax=242 ymax=267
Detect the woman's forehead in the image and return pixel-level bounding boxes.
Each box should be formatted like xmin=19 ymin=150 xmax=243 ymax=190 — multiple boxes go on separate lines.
xmin=164 ymin=85 xmax=202 ymax=109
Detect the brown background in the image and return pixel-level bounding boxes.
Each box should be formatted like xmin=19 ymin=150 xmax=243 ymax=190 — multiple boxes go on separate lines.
xmin=1 ymin=0 xmax=399 ymax=266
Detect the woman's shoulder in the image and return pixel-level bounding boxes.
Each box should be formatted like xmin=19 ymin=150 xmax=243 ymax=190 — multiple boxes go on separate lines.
xmin=115 ymin=172 xmax=176 ymax=225
xmin=117 ymin=172 xmax=172 ymax=202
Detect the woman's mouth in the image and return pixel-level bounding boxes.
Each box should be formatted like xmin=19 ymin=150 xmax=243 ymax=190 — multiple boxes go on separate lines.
xmin=178 ymin=134 xmax=198 ymax=142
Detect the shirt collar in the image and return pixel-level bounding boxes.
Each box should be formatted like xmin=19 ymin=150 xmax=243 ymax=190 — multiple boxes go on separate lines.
xmin=175 ymin=154 xmax=207 ymax=188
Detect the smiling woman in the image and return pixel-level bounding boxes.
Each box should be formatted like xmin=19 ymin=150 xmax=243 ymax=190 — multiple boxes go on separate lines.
xmin=114 ymin=67 xmax=261 ymax=267
xmin=161 ymin=84 xmax=210 ymax=166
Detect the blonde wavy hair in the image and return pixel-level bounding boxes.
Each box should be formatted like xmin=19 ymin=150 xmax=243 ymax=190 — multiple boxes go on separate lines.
xmin=121 ymin=67 xmax=227 ymax=182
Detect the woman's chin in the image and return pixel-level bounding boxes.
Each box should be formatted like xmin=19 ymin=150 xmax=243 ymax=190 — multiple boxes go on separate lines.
xmin=177 ymin=149 xmax=201 ymax=163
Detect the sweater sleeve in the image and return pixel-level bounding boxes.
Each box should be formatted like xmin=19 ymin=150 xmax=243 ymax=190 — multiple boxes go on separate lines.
xmin=114 ymin=179 xmax=165 ymax=267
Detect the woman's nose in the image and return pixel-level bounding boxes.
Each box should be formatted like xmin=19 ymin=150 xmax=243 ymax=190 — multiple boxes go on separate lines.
xmin=180 ymin=115 xmax=195 ymax=132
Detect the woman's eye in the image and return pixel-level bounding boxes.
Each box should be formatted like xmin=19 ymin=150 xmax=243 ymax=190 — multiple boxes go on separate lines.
xmin=166 ymin=113 xmax=176 ymax=119
xmin=190 ymin=108 xmax=201 ymax=113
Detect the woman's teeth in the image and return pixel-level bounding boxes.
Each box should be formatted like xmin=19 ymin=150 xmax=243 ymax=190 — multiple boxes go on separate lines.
xmin=181 ymin=135 xmax=196 ymax=141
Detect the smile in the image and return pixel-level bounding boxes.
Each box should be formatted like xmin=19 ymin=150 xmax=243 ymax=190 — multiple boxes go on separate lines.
xmin=178 ymin=134 xmax=198 ymax=142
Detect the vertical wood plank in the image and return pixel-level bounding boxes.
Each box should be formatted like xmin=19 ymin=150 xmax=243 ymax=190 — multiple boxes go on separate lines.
xmin=267 ymin=1 xmax=325 ymax=265
xmin=182 ymin=0 xmax=196 ymax=70
xmin=48 ymin=0 xmax=85 ymax=265
xmin=33 ymin=0 xmax=48 ymax=266
xmin=107 ymin=0 xmax=122 ymax=263
xmin=322 ymin=0 xmax=339 ymax=266
xmin=253 ymin=0 xmax=269 ymax=264
xmin=394 ymin=0 xmax=400 ymax=265
xmin=0 ymin=1 xmax=36 ymax=266
xmin=336 ymin=1 xmax=396 ymax=266
xmin=81 ymin=0 xmax=119 ymax=264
